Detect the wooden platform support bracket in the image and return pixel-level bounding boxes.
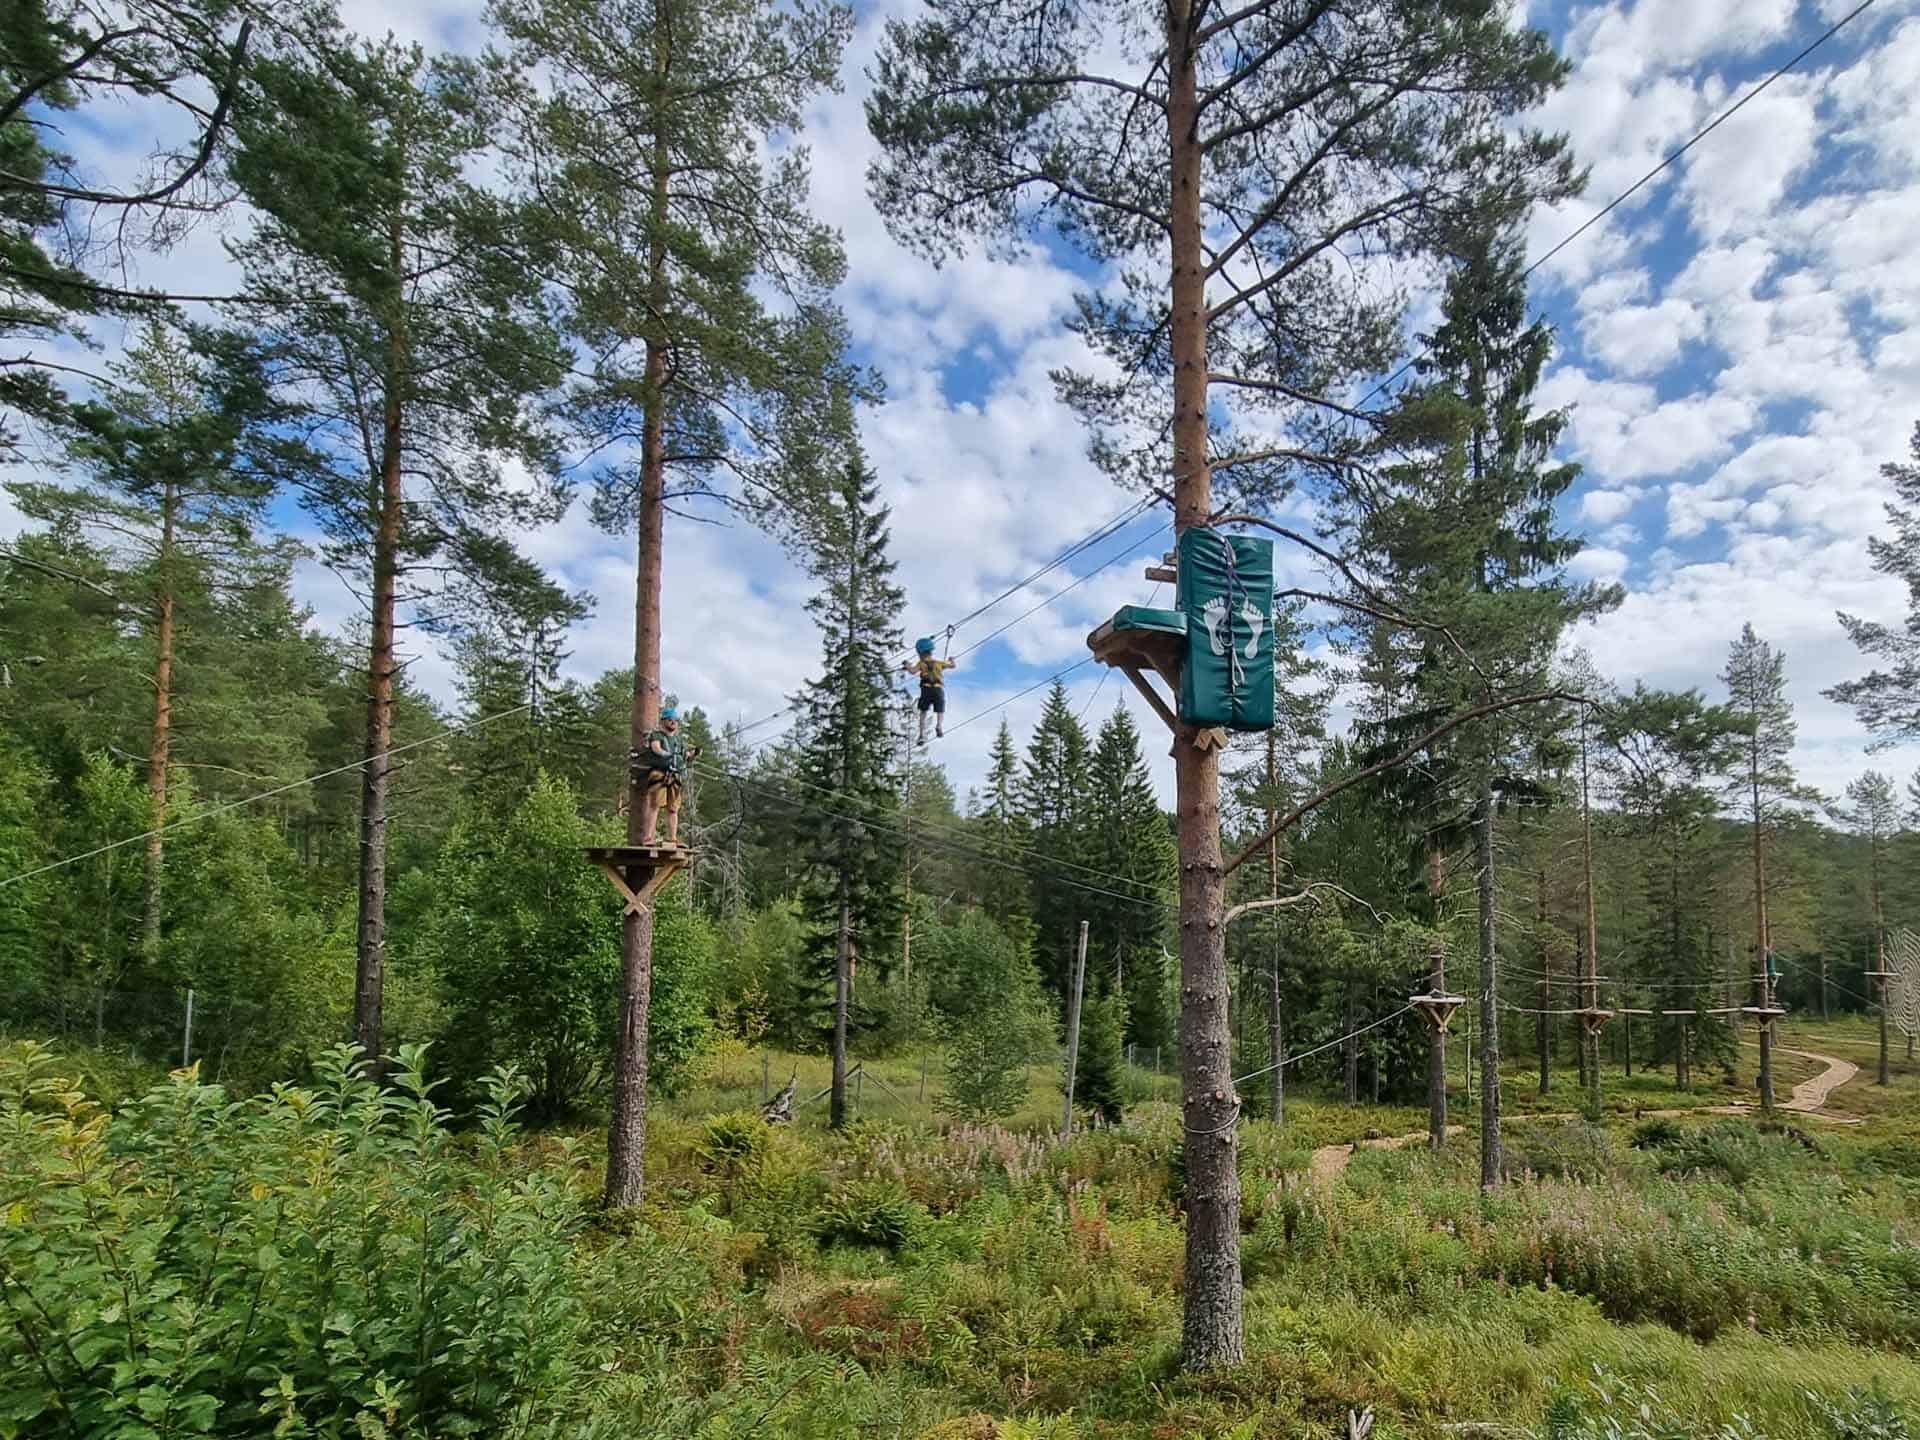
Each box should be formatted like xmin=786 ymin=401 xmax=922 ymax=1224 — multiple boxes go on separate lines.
xmin=1572 ymin=1006 xmax=1615 ymax=1037
xmin=1410 ymin=992 xmax=1466 ymax=1031
xmin=584 ymin=844 xmax=692 ymax=917
xmin=1085 ymin=613 xmax=1228 ymax=751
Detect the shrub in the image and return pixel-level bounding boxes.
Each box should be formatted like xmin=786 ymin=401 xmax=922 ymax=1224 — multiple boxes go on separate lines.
xmin=941 ymin=1021 xmax=1032 ymax=1122
xmin=813 ymin=1179 xmax=925 ymax=1251
xmin=0 ymin=1040 xmax=601 ymax=1437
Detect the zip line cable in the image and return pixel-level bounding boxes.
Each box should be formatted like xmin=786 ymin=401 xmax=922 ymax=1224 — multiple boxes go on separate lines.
xmin=1352 ymin=0 xmax=1878 ymax=411
xmin=0 ymin=703 xmax=535 ymax=891
xmin=1233 ymin=1004 xmax=1417 ymax=1088
xmin=694 ymin=752 xmax=1182 ymax=906
xmin=727 ymin=499 xmax=1163 ymax=743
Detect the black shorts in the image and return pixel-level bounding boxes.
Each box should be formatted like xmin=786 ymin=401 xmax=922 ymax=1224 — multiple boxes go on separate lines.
xmin=917 ymin=684 xmax=945 ymax=714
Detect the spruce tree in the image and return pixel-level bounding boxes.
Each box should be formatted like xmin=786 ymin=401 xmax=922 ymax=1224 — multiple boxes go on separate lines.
xmin=228 ymin=24 xmax=568 ymax=1069
xmin=970 ymin=718 xmax=1033 ymax=929
xmin=1020 ymin=681 xmax=1092 ymax=1001
xmin=1720 ymin=623 xmax=1811 ymax=1114
xmin=1347 ymin=221 xmax=1617 ymax=1181
xmin=1087 ymin=704 xmax=1175 ymax=1044
xmin=792 ymin=450 xmax=905 ymax=1129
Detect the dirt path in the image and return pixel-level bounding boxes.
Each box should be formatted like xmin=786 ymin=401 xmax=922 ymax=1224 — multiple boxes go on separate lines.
xmin=1305 ymin=1045 xmax=1860 ymax=1186
xmin=1773 ymin=1043 xmax=1858 ymax=1112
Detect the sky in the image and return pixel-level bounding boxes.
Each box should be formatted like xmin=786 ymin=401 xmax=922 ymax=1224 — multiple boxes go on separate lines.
xmin=6 ymin=0 xmax=1920 ymax=813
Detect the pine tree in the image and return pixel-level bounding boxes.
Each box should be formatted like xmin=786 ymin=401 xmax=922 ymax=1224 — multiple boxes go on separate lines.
xmin=869 ymin=0 xmax=1577 ymax=1371
xmin=484 ymin=0 xmax=860 ymax=1206
xmin=1830 ymin=424 xmax=1920 ymax=740
xmin=228 ymin=25 xmax=568 ymax=1069
xmin=793 ymin=450 xmax=905 ymax=1128
xmin=1721 ymin=623 xmax=1811 ymax=1113
xmin=10 ymin=322 xmax=299 ymax=954
xmin=1834 ymin=770 xmax=1899 ymax=1084
xmin=1020 ymin=681 xmax=1092 ymax=1001
xmin=0 ymin=1 xmax=255 ymax=453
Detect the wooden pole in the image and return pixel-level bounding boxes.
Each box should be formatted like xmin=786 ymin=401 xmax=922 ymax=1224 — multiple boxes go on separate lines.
xmin=181 ymin=987 xmax=194 ymax=1068
xmin=1061 ymin=920 xmax=1089 ymax=1135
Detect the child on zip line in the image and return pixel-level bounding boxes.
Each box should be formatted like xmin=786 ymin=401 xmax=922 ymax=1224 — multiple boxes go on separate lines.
xmin=903 ymin=637 xmax=956 ymax=743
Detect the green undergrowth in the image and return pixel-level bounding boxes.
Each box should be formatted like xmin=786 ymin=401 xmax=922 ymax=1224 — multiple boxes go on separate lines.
xmin=5 ymin=1041 xmax=1919 ymax=1439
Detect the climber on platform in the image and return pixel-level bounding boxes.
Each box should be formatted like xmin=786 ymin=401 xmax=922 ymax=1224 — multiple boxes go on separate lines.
xmin=903 ymin=636 xmax=956 ymax=743
xmin=631 ymin=704 xmax=701 ymax=846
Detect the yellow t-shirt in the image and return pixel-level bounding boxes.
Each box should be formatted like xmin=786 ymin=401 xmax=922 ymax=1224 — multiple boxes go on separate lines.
xmin=914 ymin=657 xmax=954 ymax=686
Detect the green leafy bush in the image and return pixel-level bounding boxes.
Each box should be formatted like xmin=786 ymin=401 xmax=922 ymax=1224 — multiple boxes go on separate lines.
xmin=813 ymin=1179 xmax=925 ymax=1252
xmin=0 ymin=1040 xmax=601 ymax=1437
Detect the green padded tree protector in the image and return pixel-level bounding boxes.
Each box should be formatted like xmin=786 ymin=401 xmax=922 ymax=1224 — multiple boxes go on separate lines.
xmin=1175 ymin=526 xmax=1275 ymax=731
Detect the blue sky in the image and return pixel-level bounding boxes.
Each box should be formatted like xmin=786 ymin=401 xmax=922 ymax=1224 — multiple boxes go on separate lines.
xmin=6 ymin=0 xmax=1920 ymax=811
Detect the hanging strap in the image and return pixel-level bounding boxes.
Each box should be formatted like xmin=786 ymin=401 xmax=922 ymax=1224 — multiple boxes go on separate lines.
xmin=1218 ymin=532 xmax=1248 ymax=695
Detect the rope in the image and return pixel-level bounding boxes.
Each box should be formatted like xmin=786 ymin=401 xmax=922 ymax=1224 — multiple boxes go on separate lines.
xmin=0 ymin=703 xmax=534 ymax=891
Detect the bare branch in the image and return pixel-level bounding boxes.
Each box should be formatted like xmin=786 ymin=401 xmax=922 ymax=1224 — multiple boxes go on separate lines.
xmin=1223 ymin=690 xmax=1587 ymax=876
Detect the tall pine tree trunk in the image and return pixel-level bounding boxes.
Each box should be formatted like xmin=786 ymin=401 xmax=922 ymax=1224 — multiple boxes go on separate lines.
xmin=1265 ymin=735 xmax=1283 ymax=1122
xmin=1536 ymin=865 xmax=1549 ymax=1094
xmin=1477 ymin=772 xmax=1501 ymax=1187
xmin=1874 ymin=839 xmax=1889 ymax=1086
xmin=1427 ymin=849 xmax=1447 ymax=1150
xmin=1751 ymin=730 xmax=1774 ymax=1115
xmin=1580 ymin=710 xmax=1601 ymax=1109
xmin=1166 ymin=0 xmax=1240 ymax=1370
xmin=604 ymin=59 xmax=673 ymax=1205
xmin=831 ymin=889 xmax=852 ymax=1128
xmin=354 ymin=243 xmax=406 ymax=1069
xmin=143 ymin=482 xmax=177 ymax=957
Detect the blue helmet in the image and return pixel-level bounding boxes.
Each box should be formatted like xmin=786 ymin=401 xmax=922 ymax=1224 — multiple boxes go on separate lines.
xmin=915 ymin=637 xmax=935 ymax=654
xmin=660 ymin=705 xmax=678 ymax=721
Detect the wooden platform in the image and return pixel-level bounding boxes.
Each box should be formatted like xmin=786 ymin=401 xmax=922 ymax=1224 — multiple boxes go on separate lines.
xmin=1086 ymin=619 xmax=1228 ymax=749
xmin=1742 ymin=1004 xmax=1788 ymax=1026
xmin=584 ymin=844 xmax=692 ymax=916
xmin=1572 ymin=1006 xmax=1615 ymax=1035
xmin=1410 ymin=992 xmax=1466 ymax=1030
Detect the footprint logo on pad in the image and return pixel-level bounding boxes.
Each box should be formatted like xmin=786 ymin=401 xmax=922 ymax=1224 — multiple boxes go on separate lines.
xmin=1202 ymin=596 xmax=1229 ymax=655
xmin=1241 ymin=600 xmax=1264 ymax=660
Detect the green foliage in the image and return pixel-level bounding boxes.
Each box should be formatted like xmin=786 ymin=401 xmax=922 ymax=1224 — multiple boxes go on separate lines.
xmin=0 ymin=1040 xmax=601 ymax=1438
xmin=421 ymin=774 xmax=716 ymax=1116
xmin=940 ymin=1023 xmax=1031 ymax=1122
xmin=812 ymin=1178 xmax=924 ymax=1252
xmin=423 ymin=773 xmax=621 ymax=1116
xmin=1073 ymin=989 xmax=1128 ymax=1127
xmin=1831 ymin=423 xmax=1920 ymax=741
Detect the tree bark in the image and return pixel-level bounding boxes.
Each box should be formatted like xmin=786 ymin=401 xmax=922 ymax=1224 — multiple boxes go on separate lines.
xmin=1477 ymin=772 xmax=1501 ymax=1188
xmin=1427 ymin=848 xmax=1447 ymax=1150
xmin=604 ymin=39 xmax=674 ymax=1204
xmin=1580 ymin=709 xmax=1601 ymax=1110
xmin=1536 ymin=865 xmax=1549 ymax=1094
xmin=354 ymin=218 xmax=407 ymax=1070
xmin=1167 ymin=0 xmax=1240 ymax=1371
xmin=1750 ymin=719 xmax=1774 ymax=1115
xmin=1265 ymin=734 xmax=1284 ymax=1123
xmin=143 ymin=479 xmax=177 ymax=956
xmin=1675 ymin=1017 xmax=1689 ymax=1088
xmin=831 ymin=890 xmax=852 ymax=1128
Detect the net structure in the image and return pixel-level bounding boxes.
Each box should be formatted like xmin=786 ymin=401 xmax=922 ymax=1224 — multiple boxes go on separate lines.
xmin=1888 ymin=928 xmax=1920 ymax=1043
